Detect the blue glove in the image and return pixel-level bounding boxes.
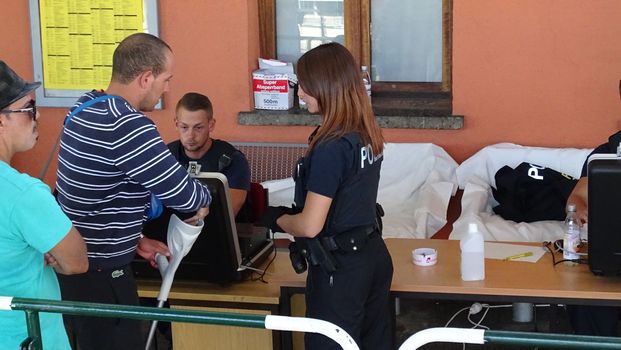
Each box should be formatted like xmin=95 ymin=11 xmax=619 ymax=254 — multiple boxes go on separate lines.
xmin=145 ymin=193 xmax=164 ymax=221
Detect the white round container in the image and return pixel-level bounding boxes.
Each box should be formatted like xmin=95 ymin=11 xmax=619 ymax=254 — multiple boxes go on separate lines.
xmin=412 ymin=248 xmax=438 ymax=266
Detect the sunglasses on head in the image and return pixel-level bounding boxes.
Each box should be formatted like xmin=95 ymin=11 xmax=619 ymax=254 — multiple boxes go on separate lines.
xmin=0 ymin=99 xmax=37 ymax=120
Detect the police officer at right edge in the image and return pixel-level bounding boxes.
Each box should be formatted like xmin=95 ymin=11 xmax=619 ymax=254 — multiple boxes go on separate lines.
xmin=260 ymin=42 xmax=394 ymax=349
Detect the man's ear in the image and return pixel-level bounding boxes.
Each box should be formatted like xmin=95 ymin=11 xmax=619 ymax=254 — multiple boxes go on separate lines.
xmin=0 ymin=114 xmax=7 ymax=133
xmin=137 ymin=70 xmax=154 ymax=89
xmin=208 ymin=118 xmax=216 ymax=132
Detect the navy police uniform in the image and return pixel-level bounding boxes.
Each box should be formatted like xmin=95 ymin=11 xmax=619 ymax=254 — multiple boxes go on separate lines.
xmin=166 ymin=139 xmax=252 ymax=222
xmin=294 ymin=132 xmax=393 ymax=350
xmin=168 ymin=139 xmax=251 ymax=192
xmin=143 ymin=139 xmax=251 ymax=245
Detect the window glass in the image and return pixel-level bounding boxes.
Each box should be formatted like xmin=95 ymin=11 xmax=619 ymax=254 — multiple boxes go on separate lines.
xmin=276 ymin=0 xmax=344 ymax=64
xmin=371 ymin=0 xmax=442 ymax=82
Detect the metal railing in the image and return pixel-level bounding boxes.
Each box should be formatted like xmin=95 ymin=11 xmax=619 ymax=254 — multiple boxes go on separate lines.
xmin=1 ymin=296 xmax=357 ymax=350
xmin=4 ymin=296 xmax=621 ymax=350
xmin=398 ymin=327 xmax=621 ymax=349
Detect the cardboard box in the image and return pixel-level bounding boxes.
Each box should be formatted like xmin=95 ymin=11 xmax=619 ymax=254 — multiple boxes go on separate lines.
xmin=252 ymin=59 xmax=297 ymax=110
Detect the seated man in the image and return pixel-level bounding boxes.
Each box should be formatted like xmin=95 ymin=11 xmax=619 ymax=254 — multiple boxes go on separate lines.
xmin=168 ymin=92 xmax=251 ymax=217
xmin=565 ymin=81 xmax=621 ymax=336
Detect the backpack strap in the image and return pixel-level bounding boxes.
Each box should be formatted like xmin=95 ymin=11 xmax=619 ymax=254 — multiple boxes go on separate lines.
xmin=39 ymin=94 xmax=120 ymax=180
xmin=64 ymin=95 xmax=119 ymax=125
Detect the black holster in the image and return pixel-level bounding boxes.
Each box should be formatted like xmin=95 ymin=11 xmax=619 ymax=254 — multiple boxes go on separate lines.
xmin=321 ymin=225 xmax=376 ymax=253
xmin=289 ymin=237 xmax=338 ymax=274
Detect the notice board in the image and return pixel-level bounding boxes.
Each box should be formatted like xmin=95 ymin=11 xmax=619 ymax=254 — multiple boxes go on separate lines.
xmin=28 ymin=0 xmax=159 ymax=107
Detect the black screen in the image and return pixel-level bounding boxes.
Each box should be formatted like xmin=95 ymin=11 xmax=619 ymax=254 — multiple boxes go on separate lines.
xmin=588 ymin=157 xmax=621 ymax=276
xmin=133 ymin=173 xmax=271 ymax=284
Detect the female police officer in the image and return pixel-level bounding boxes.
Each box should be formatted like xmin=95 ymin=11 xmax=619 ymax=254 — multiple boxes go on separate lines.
xmin=264 ymin=42 xmax=393 ymax=350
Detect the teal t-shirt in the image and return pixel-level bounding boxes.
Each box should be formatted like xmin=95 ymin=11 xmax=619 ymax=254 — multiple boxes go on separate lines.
xmin=0 ymin=162 xmax=72 ymax=350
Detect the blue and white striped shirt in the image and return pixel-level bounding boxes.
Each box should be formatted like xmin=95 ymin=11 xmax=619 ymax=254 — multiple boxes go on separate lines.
xmin=56 ymin=91 xmax=211 ymax=270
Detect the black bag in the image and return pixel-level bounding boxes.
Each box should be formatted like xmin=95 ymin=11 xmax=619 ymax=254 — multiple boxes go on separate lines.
xmin=492 ymin=162 xmax=578 ymax=223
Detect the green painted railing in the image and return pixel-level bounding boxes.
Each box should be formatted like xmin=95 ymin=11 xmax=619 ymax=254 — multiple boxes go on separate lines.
xmin=11 ymin=296 xmax=266 ymax=328
xmin=9 ymin=296 xmax=267 ymax=350
xmin=485 ymin=330 xmax=621 ymax=349
xmin=4 ymin=296 xmax=621 ymax=350
xmin=398 ymin=327 xmax=621 ymax=349
xmin=2 ymin=296 xmax=359 ymax=350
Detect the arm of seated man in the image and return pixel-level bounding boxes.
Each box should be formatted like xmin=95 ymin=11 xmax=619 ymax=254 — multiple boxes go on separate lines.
xmin=230 ymin=188 xmax=248 ymax=216
xmin=567 ymin=177 xmax=588 ymax=224
xmin=223 ymin=150 xmax=251 ymax=217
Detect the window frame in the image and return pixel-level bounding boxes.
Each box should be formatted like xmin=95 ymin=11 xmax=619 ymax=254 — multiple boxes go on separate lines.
xmin=258 ymin=0 xmax=452 ymax=94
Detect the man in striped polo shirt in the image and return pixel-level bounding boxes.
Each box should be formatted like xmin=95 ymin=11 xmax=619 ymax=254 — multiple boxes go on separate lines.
xmin=55 ymin=33 xmax=211 ymax=350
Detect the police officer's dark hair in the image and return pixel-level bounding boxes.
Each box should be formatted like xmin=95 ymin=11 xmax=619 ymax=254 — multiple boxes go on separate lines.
xmin=297 ymin=42 xmax=384 ymax=155
xmin=111 ymin=33 xmax=172 ymax=84
xmin=175 ymin=92 xmax=214 ymax=119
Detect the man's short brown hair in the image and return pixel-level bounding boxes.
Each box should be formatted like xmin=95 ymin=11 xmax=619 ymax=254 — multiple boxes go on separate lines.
xmin=176 ymin=92 xmax=213 ymax=119
xmin=111 ymin=33 xmax=172 ymax=84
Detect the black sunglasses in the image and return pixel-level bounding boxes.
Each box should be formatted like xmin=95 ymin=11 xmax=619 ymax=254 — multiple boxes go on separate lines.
xmin=0 ymin=99 xmax=37 ymax=120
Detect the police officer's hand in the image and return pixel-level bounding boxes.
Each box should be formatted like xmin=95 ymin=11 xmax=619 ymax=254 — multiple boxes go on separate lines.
xmin=257 ymin=206 xmax=291 ymax=233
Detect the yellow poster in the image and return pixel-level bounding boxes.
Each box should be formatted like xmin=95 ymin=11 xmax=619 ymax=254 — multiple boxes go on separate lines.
xmin=39 ymin=0 xmax=144 ymax=90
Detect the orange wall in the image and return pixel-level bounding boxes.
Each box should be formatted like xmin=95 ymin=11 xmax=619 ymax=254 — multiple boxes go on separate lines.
xmin=449 ymin=0 xmax=621 ymax=162
xmin=2 ymin=1 xmax=621 ymax=185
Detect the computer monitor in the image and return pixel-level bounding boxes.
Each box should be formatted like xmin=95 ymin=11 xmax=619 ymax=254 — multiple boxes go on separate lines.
xmin=587 ymin=154 xmax=621 ymax=276
xmin=133 ymin=172 xmax=273 ymax=283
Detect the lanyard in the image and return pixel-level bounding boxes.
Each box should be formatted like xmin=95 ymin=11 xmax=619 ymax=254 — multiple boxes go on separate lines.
xmin=64 ymin=95 xmax=119 ymax=125
xmin=38 ymin=94 xmax=120 ymax=180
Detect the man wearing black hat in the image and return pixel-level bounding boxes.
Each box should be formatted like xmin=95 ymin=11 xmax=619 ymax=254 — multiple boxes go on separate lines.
xmin=0 ymin=60 xmax=88 ymax=349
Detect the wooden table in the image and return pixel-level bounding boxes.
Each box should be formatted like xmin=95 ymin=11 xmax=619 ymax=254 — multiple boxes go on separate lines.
xmin=138 ymin=238 xmax=621 ymax=349
xmin=386 ymin=239 xmax=621 ymax=305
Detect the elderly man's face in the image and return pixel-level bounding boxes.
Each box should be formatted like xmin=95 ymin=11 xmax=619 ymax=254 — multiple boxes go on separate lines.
xmin=1 ymin=94 xmax=39 ymax=153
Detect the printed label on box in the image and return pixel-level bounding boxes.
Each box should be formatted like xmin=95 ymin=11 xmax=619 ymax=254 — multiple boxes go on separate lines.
xmin=252 ymin=74 xmax=294 ymax=110
xmin=253 ymin=78 xmax=289 ymax=93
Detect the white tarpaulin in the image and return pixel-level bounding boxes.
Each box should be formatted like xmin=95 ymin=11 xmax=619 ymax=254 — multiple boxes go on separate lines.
xmin=450 ymin=143 xmax=592 ymax=242
xmin=262 ymin=143 xmax=458 ymax=239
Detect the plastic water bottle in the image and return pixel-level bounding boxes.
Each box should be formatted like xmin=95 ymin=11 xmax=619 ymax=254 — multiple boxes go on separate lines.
xmin=361 ymin=66 xmax=372 ymax=102
xmin=460 ymin=223 xmax=485 ymax=281
xmin=580 ymin=223 xmax=588 ymax=242
xmin=563 ymin=203 xmax=580 ymax=260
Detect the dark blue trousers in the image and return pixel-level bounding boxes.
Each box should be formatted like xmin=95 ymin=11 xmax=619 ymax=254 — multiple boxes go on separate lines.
xmin=304 ymin=233 xmax=394 ymax=350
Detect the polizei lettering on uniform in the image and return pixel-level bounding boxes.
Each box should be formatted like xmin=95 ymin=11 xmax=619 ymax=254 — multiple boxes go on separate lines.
xmin=527 ymin=163 xmax=544 ymax=180
xmin=360 ymin=144 xmax=383 ymax=169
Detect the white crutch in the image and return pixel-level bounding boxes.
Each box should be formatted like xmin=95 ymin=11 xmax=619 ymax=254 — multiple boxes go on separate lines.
xmin=145 ymin=214 xmax=203 ymax=350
